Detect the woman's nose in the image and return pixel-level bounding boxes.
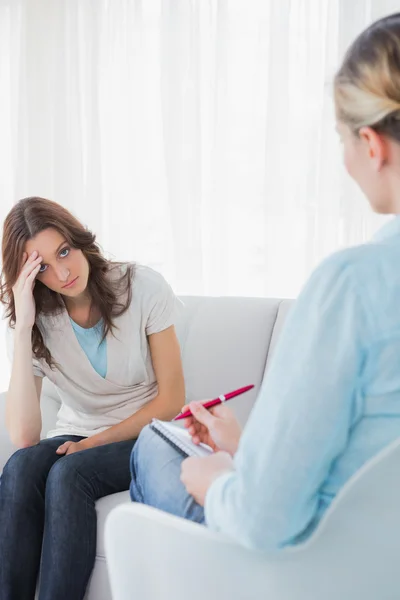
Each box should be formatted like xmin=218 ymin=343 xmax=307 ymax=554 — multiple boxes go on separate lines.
xmin=56 ymin=265 xmax=70 ymax=282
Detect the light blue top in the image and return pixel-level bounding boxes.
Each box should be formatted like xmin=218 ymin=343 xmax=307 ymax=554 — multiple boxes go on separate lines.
xmin=205 ymin=216 xmax=400 ymax=552
xmin=70 ymin=318 xmax=107 ymax=379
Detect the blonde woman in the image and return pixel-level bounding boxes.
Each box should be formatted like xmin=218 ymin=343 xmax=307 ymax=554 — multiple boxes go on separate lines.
xmin=131 ymin=12 xmax=400 ymax=551
xmin=0 ymin=197 xmax=185 ymax=599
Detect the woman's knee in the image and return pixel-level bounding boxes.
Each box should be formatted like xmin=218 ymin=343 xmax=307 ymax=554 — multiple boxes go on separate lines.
xmin=45 ymin=456 xmax=93 ymax=504
xmin=130 ymin=425 xmax=156 ymax=500
xmin=130 ymin=425 xmax=204 ymax=521
xmin=1 ymin=445 xmax=49 ymax=500
xmin=131 ymin=424 xmax=168 ymax=478
xmin=130 ymin=424 xmax=184 ymax=500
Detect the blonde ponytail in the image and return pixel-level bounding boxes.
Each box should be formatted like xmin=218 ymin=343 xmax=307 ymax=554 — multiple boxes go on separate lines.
xmin=335 ymin=14 xmax=400 ymax=140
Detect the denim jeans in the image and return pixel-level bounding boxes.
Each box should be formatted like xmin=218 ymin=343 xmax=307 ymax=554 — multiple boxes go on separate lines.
xmin=0 ymin=435 xmax=135 ymax=600
xmin=130 ymin=424 xmax=205 ymax=523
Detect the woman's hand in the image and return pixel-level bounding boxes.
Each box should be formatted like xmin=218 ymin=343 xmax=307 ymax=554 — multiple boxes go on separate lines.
xmin=12 ymin=251 xmax=43 ymax=332
xmin=182 ymin=401 xmax=242 ymax=456
xmin=180 ymin=452 xmax=234 ymax=506
xmin=56 ymin=440 xmax=88 ymax=455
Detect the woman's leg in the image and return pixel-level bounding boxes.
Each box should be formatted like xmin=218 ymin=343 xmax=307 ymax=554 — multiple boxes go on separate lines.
xmin=0 ymin=436 xmax=83 ymax=600
xmin=38 ymin=438 xmax=135 ymax=600
xmin=130 ymin=425 xmax=205 ymax=523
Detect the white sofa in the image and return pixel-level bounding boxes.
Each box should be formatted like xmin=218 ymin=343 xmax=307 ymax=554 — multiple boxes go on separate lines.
xmin=0 ymin=295 xmax=293 ymax=600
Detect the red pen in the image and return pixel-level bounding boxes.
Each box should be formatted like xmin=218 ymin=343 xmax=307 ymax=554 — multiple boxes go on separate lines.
xmin=173 ymin=384 xmax=255 ymax=421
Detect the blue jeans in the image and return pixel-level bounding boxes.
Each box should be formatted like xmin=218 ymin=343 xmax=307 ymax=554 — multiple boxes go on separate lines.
xmin=130 ymin=424 xmax=205 ymax=523
xmin=0 ymin=435 xmax=135 ymax=600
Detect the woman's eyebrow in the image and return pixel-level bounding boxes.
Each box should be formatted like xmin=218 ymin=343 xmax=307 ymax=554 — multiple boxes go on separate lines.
xmin=54 ymin=240 xmax=67 ymax=255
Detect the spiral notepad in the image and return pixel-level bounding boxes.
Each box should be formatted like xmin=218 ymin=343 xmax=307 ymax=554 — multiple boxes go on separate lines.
xmin=150 ymin=419 xmax=213 ymax=458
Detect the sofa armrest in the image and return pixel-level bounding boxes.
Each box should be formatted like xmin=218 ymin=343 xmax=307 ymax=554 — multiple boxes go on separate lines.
xmin=0 ymin=391 xmax=16 ymax=472
xmin=105 ymin=503 xmax=273 ymax=600
xmin=0 ymin=381 xmax=60 ymax=473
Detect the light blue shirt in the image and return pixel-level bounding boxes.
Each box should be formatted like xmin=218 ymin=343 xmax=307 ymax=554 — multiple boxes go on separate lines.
xmin=70 ymin=318 xmax=107 ymax=379
xmin=205 ymin=216 xmax=400 ymax=552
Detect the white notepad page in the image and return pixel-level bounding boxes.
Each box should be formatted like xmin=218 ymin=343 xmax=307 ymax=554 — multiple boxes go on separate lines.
xmin=151 ymin=419 xmax=214 ymax=458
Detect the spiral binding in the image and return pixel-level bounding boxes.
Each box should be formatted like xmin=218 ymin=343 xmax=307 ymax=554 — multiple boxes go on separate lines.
xmin=149 ymin=423 xmax=191 ymax=458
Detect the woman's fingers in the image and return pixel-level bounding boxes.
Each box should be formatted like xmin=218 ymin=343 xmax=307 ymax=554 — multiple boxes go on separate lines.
xmin=26 ymin=264 xmax=42 ymax=286
xmin=24 ymin=250 xmax=38 ymax=265
xmin=182 ymin=416 xmax=194 ymax=429
xmin=188 ymin=423 xmax=208 ymax=446
xmin=181 ymin=398 xmax=211 ymax=414
xmin=19 ymin=254 xmax=42 ymax=282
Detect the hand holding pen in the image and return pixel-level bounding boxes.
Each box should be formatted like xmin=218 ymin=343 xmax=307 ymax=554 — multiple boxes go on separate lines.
xmin=177 ymin=385 xmax=254 ymax=456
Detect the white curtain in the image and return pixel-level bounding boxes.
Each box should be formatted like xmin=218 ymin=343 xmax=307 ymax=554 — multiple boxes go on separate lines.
xmin=0 ymin=0 xmax=399 ymax=388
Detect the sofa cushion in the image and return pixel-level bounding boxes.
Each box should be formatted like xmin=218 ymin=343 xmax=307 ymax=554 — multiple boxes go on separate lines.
xmin=177 ymin=297 xmax=283 ymax=425
xmin=96 ymin=491 xmax=131 ymax=558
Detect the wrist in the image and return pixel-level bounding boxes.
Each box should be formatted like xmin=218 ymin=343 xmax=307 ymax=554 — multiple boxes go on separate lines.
xmin=14 ymin=324 xmax=33 ymax=336
xmin=78 ymin=434 xmax=104 ymax=450
xmin=227 ymin=435 xmax=241 ymax=457
xmin=227 ymin=445 xmax=238 ymax=457
xmin=77 ymin=438 xmax=92 ymax=450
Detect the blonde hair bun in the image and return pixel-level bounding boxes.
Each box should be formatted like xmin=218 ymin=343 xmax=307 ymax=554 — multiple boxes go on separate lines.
xmin=335 ymin=13 xmax=400 ymax=138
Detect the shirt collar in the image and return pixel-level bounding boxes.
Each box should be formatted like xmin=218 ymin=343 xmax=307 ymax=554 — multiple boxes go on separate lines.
xmin=373 ymin=216 xmax=400 ymax=242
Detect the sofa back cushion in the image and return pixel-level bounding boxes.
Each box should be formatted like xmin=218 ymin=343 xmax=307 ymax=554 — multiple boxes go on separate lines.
xmin=266 ymin=299 xmax=294 ymax=363
xmin=176 ymin=296 xmax=289 ymax=425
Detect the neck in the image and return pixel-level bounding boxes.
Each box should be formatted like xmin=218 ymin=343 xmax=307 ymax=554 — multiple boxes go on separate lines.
xmin=385 ymin=146 xmax=400 ymax=213
xmin=63 ymin=289 xmax=92 ymax=313
xmin=63 ymin=289 xmax=102 ymax=328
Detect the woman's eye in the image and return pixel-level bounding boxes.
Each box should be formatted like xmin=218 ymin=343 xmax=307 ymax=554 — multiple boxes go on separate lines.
xmin=39 ymin=264 xmax=48 ymax=273
xmin=59 ymin=247 xmax=70 ymax=258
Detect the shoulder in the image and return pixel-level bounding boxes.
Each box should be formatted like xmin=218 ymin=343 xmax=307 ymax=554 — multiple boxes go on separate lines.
xmin=130 ymin=265 xmax=180 ymax=315
xmin=132 ymin=265 xmax=168 ymax=290
xmin=310 ymin=241 xmax=396 ymax=287
xmin=131 ymin=266 xmax=182 ymax=333
xmin=132 ymin=265 xmax=173 ymax=296
xmin=303 ymin=241 xmax=399 ymax=336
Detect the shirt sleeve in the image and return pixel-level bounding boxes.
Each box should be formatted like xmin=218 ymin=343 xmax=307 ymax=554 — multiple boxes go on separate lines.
xmin=142 ymin=269 xmax=182 ymax=336
xmin=6 ymin=326 xmax=46 ymax=378
xmin=204 ymin=253 xmax=373 ymax=552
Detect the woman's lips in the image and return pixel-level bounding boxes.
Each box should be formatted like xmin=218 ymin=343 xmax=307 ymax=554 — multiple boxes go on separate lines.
xmin=62 ymin=276 xmax=79 ymax=289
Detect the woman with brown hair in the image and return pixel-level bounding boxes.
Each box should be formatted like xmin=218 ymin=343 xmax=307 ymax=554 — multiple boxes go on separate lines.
xmin=0 ymin=196 xmax=185 ymax=599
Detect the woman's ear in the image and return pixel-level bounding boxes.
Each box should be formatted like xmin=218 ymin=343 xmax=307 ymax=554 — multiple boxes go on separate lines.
xmin=358 ymin=126 xmax=388 ymax=171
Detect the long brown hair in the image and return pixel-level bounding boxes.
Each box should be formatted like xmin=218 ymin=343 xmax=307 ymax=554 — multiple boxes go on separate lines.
xmin=0 ymin=197 xmax=134 ymax=368
xmin=334 ymin=13 xmax=400 ymax=140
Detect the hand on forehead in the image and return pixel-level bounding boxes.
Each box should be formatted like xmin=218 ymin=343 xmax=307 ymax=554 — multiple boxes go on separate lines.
xmin=24 ymin=228 xmax=67 ymax=263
